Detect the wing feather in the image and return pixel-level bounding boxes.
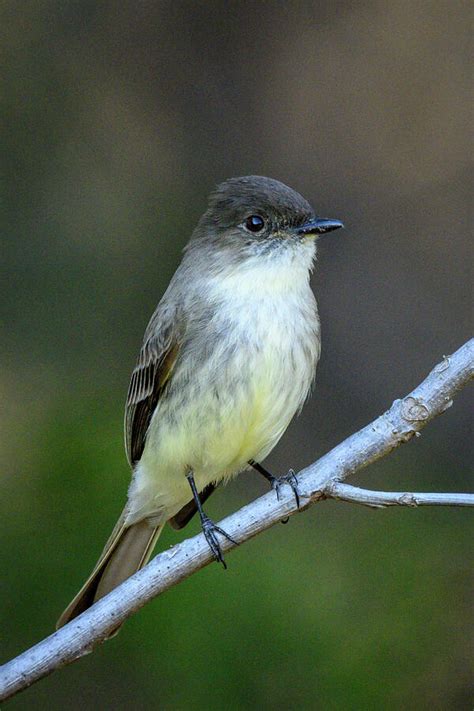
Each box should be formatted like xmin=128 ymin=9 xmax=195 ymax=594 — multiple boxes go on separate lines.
xmin=125 ymin=310 xmax=181 ymax=466
xmin=124 ymin=302 xmax=219 ymax=527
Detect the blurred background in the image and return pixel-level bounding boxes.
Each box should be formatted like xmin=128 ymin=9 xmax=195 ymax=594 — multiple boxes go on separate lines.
xmin=1 ymin=1 xmax=472 ymax=709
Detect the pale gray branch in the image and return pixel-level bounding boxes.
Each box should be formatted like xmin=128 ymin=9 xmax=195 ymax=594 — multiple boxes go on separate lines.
xmin=1 ymin=338 xmax=473 ymax=701
xmin=324 ymin=482 xmax=474 ymax=508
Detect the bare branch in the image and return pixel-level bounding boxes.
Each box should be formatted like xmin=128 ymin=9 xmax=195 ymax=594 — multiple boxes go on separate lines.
xmin=324 ymin=481 xmax=474 ymax=508
xmin=0 ymin=338 xmax=473 ymax=701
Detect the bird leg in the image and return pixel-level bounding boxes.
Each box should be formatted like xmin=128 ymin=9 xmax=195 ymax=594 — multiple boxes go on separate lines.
xmin=249 ymin=460 xmax=301 ymax=509
xmin=186 ymin=472 xmax=237 ymax=568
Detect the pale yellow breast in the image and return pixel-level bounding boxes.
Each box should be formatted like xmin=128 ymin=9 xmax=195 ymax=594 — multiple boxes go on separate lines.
xmin=128 ymin=241 xmax=320 ymax=522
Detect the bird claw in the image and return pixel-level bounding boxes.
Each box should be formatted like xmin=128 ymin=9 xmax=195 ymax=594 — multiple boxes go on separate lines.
xmin=201 ymin=514 xmax=237 ymax=569
xmin=272 ymin=469 xmax=301 ymax=509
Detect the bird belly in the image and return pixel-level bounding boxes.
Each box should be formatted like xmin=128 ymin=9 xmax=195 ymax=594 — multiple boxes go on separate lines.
xmin=126 ymin=288 xmax=320 ymax=524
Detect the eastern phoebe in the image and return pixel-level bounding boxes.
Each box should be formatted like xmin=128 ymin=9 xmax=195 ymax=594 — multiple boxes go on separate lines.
xmin=57 ymin=175 xmax=343 ymax=629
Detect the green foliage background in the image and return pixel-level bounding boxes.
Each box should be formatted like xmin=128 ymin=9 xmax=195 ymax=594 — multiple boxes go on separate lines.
xmin=1 ymin=2 xmax=471 ymax=709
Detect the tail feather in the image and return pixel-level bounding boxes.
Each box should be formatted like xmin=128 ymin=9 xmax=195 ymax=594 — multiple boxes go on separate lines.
xmin=56 ymin=510 xmax=164 ymax=632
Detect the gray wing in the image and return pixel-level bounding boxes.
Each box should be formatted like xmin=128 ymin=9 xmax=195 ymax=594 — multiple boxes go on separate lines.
xmin=125 ymin=300 xmax=220 ymax=528
xmin=125 ymin=306 xmax=182 ymax=467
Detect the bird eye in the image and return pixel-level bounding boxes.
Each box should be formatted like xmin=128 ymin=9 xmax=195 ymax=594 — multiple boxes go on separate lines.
xmin=244 ymin=215 xmax=265 ymax=233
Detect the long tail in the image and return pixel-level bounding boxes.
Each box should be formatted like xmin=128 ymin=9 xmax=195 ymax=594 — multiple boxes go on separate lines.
xmin=56 ymin=508 xmax=164 ymax=632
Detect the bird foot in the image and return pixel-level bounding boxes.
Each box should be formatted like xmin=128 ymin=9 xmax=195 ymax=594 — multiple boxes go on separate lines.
xmin=200 ymin=514 xmax=237 ymax=569
xmin=271 ymin=469 xmax=301 ymax=509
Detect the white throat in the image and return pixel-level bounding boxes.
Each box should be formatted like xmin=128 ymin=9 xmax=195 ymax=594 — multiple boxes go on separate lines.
xmin=209 ymin=239 xmax=316 ymax=299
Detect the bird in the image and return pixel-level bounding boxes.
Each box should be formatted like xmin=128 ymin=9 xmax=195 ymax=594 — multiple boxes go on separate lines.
xmin=57 ymin=175 xmax=343 ymax=630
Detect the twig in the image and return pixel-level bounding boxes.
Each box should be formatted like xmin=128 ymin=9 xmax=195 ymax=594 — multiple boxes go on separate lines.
xmin=324 ymin=482 xmax=474 ymax=508
xmin=0 ymin=338 xmax=472 ymax=701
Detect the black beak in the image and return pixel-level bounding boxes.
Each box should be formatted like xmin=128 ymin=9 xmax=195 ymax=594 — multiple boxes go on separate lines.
xmin=297 ymin=217 xmax=344 ymax=236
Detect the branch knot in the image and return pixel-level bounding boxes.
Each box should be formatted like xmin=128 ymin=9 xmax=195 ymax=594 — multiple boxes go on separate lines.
xmin=401 ymin=396 xmax=430 ymax=423
xmin=397 ymin=493 xmax=418 ymax=507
